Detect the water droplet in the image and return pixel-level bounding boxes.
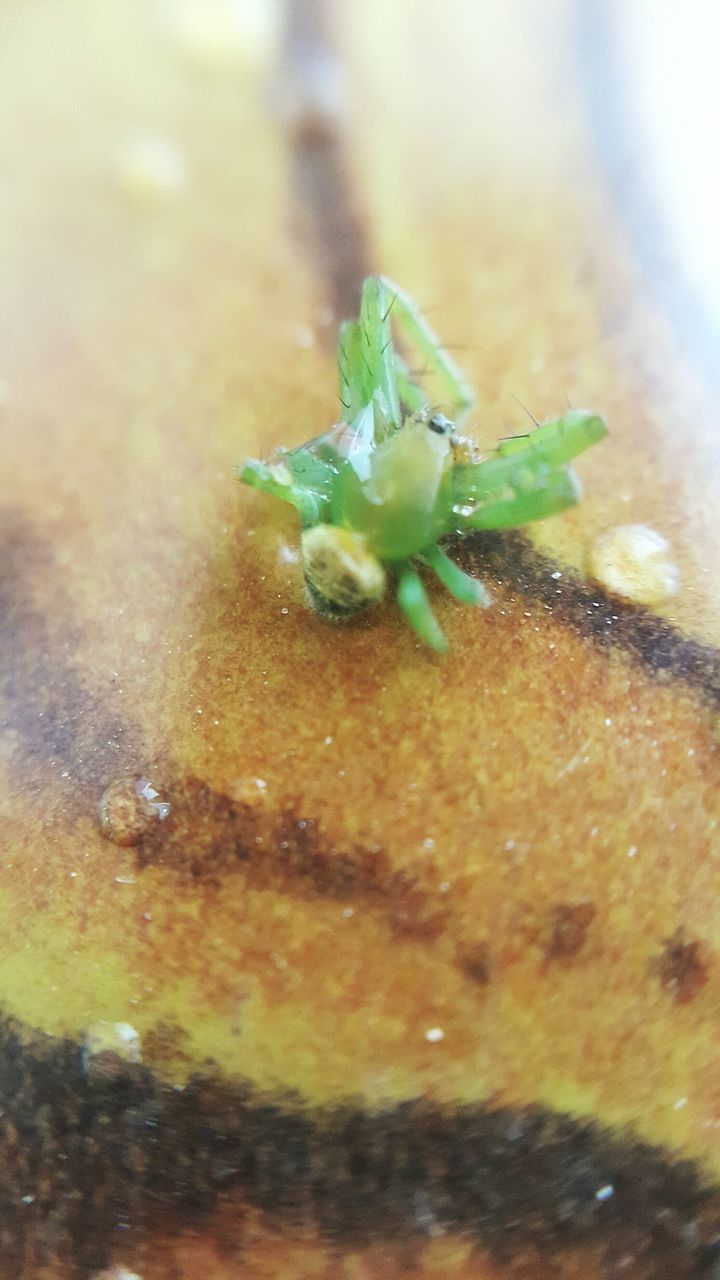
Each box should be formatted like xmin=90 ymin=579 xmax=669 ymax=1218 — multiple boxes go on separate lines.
xmin=595 ymin=1184 xmax=614 ymax=1202
xmin=588 ymin=524 xmax=679 ymax=606
xmin=116 ymin=135 xmax=189 ymax=204
xmin=99 ymin=777 xmax=170 ymax=847
xmin=424 ymin=1027 xmax=444 ymax=1043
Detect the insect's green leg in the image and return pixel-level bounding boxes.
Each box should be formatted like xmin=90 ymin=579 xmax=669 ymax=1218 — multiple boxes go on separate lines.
xmin=396 ymin=562 xmax=448 ymax=653
xmin=239 ymin=458 xmax=320 ymax=525
xmin=393 ymin=352 xmax=426 ymax=415
xmin=456 ymin=465 xmax=582 ymax=530
xmin=338 ymin=278 xmax=402 ymax=432
xmin=420 ymin=545 xmax=491 ymax=606
xmin=376 ymin=275 xmax=475 ymax=418
xmin=495 ymin=411 xmax=607 ymax=467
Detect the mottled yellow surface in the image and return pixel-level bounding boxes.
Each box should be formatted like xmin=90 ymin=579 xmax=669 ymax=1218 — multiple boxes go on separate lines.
xmin=1 ymin=0 xmax=719 ymax=1276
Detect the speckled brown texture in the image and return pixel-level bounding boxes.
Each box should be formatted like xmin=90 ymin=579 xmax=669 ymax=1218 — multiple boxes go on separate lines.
xmin=1 ymin=0 xmax=720 ymax=1276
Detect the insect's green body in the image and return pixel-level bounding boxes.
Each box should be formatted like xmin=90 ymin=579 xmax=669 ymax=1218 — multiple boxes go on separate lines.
xmin=240 ymin=276 xmax=606 ymax=651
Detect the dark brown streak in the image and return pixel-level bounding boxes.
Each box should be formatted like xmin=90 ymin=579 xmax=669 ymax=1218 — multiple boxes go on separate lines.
xmin=283 ymin=0 xmax=371 ymax=324
xmin=136 ymin=774 xmax=450 ymax=942
xmin=451 ymin=529 xmax=720 ymax=710
xmin=1 ymin=1014 xmax=719 ymax=1279
xmin=0 ymin=513 xmax=145 ymax=801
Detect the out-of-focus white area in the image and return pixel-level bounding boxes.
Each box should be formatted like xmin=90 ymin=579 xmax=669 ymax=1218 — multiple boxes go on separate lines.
xmin=611 ymin=0 xmax=720 ymax=337
xmin=166 ymin=0 xmax=280 ymax=68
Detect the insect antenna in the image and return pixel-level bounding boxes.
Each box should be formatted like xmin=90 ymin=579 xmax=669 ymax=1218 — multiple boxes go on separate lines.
xmin=511 ymin=394 xmax=541 ymax=427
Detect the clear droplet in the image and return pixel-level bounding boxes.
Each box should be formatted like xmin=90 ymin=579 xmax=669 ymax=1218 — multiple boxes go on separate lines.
xmin=99 ymin=777 xmax=170 ymax=847
xmin=588 ymin=524 xmax=679 ymax=606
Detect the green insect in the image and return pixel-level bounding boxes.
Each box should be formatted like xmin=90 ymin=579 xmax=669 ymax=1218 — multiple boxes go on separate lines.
xmin=240 ymin=276 xmax=606 ymax=652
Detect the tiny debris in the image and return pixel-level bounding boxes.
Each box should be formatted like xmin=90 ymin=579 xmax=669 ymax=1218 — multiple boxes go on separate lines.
xmin=425 ymin=1027 xmax=444 ymax=1043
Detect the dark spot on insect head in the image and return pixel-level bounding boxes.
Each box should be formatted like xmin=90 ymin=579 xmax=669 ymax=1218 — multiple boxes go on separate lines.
xmin=651 ymin=927 xmax=710 ymax=1004
xmin=427 ymin=413 xmax=454 ymax=436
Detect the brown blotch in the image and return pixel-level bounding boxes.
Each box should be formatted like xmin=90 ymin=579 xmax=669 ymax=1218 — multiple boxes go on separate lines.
xmin=136 ymin=775 xmax=450 ymax=940
xmin=544 ymin=902 xmax=596 ymax=966
xmin=385 ymin=869 xmax=450 ymax=941
xmin=652 ymin=927 xmax=710 ymax=1004
xmin=456 ymin=940 xmax=493 ymax=985
xmin=0 ymin=514 xmax=145 ymax=799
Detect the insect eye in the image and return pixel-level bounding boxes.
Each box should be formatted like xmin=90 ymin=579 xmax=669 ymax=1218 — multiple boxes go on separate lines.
xmin=427 ymin=413 xmax=453 ymax=436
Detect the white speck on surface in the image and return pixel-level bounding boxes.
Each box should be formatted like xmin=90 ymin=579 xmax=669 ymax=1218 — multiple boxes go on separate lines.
xmin=425 ymin=1027 xmax=444 ymax=1043
xmin=116 ymin=135 xmax=189 ymax=203
xmin=83 ymin=1022 xmax=141 ymax=1068
xmin=588 ymin=524 xmax=679 ymax=606
xmin=341 ymin=907 xmax=354 ymax=918
xmin=91 ymin=1269 xmax=143 ymax=1280
xmin=604 ymin=717 xmax=613 ymax=727
xmin=277 ymin=541 xmax=300 ymax=565
xmin=627 ymin=845 xmax=638 ymax=858
xmin=254 ymin=778 xmax=267 ymax=790
xmin=673 ymin=1096 xmax=688 ymax=1110
xmin=595 ymin=1184 xmax=614 ymax=1201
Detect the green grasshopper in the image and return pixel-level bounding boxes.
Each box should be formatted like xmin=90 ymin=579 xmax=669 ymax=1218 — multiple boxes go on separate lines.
xmin=240 ymin=276 xmax=606 ymax=652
